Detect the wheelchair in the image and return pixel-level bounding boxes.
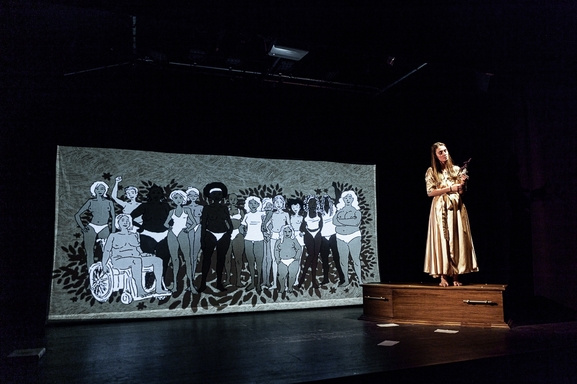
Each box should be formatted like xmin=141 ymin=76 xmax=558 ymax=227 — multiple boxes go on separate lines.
xmin=88 ymin=253 xmax=169 ymax=304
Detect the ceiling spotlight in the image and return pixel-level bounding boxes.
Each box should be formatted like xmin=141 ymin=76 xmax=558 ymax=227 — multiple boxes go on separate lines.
xmin=268 ymin=39 xmax=309 ymax=61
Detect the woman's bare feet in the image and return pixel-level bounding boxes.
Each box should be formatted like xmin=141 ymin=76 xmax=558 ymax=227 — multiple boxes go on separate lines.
xmin=439 ymin=276 xmax=449 ymax=287
xmin=453 ymin=276 xmax=463 ymax=286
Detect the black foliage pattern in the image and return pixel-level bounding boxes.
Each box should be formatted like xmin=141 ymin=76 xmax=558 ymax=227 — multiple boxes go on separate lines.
xmin=52 ymin=176 xmax=376 ymax=313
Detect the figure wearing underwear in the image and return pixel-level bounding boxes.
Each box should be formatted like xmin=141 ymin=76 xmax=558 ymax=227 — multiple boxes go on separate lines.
xmin=75 ymin=181 xmax=116 ymax=267
xmin=185 ymin=187 xmax=203 ymax=293
xmin=198 ymin=182 xmax=233 ymax=293
xmin=287 ymin=198 xmax=305 ymax=285
xmin=241 ymin=196 xmax=266 ymax=292
xmin=319 ymin=191 xmax=345 ymax=285
xmin=274 ymin=225 xmax=302 ymax=294
xmin=224 ymin=193 xmax=245 ymax=287
xmin=298 ymin=195 xmax=323 ymax=289
xmin=164 ymin=190 xmax=194 ymax=291
xmin=262 ymin=195 xmax=290 ymax=290
xmin=102 ymin=214 xmax=169 ymax=298
xmin=130 ymin=185 xmax=171 ymax=283
xmin=333 ymin=190 xmax=363 ymax=286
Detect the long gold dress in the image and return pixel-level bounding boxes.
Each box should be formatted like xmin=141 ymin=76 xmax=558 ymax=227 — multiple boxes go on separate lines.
xmin=424 ymin=166 xmax=478 ymax=277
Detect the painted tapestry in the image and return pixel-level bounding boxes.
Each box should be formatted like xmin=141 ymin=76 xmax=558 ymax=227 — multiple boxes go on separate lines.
xmin=49 ymin=146 xmax=379 ymax=321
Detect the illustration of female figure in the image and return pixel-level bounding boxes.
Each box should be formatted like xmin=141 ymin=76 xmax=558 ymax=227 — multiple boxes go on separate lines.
xmin=111 ymin=176 xmax=142 ymax=223
xmin=198 ymin=182 xmax=233 ymax=293
xmin=287 ymin=198 xmax=305 ymax=284
xmin=185 ymin=187 xmax=203 ymax=293
xmin=164 ymin=190 xmax=194 ymax=291
xmin=75 ymin=181 xmax=116 ymax=267
xmin=333 ymin=190 xmax=363 ymax=286
xmin=224 ymin=193 xmax=245 ymax=287
xmin=263 ymin=195 xmax=290 ymax=290
xmin=298 ymin=195 xmax=323 ymax=289
xmin=319 ymin=190 xmax=345 ymax=285
xmin=130 ymin=185 xmax=171 ymax=283
xmin=102 ymin=214 xmax=169 ymax=297
xmin=260 ymin=197 xmax=274 ymax=288
xmin=274 ymin=225 xmax=302 ymax=294
xmin=241 ymin=196 xmax=265 ymax=291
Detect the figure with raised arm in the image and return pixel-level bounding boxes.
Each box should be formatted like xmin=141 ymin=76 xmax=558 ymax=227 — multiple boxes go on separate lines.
xmin=111 ymin=176 xmax=142 ymax=223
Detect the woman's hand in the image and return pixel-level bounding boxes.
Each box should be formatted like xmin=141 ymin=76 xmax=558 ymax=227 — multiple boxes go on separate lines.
xmin=450 ymin=183 xmax=464 ymax=193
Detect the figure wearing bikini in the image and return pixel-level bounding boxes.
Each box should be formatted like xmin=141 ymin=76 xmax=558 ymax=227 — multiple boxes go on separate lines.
xmin=298 ymin=195 xmax=323 ymax=289
xmin=130 ymin=185 xmax=171 ymax=284
xmin=198 ymin=182 xmax=233 ymax=293
xmin=75 ymin=181 xmax=116 ymax=267
xmin=274 ymin=225 xmax=302 ymax=294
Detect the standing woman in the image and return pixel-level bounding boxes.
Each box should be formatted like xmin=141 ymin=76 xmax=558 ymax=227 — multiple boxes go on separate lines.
xmin=198 ymin=182 xmax=233 ymax=293
xmin=75 ymin=181 xmax=116 ymax=267
xmin=298 ymin=195 xmax=323 ymax=289
xmin=185 ymin=187 xmax=203 ymax=293
xmin=164 ymin=190 xmax=194 ymax=291
xmin=424 ymin=142 xmax=478 ymax=287
xmin=333 ymin=191 xmax=363 ymax=286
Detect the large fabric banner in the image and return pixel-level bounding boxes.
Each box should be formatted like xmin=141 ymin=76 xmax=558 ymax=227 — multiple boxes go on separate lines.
xmin=49 ymin=146 xmax=379 ymax=321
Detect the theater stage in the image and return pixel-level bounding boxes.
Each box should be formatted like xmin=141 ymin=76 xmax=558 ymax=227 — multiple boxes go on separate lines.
xmin=2 ymin=304 xmax=577 ymax=383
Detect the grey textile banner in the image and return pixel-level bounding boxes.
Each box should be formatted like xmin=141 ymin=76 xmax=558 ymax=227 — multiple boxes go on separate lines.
xmin=50 ymin=146 xmax=379 ymax=321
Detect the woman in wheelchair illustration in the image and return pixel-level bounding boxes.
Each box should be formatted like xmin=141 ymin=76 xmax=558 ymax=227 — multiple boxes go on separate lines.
xmin=90 ymin=214 xmax=170 ymax=303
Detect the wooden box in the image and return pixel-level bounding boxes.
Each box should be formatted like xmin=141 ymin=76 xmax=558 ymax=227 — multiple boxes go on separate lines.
xmin=360 ymin=283 xmax=509 ymax=328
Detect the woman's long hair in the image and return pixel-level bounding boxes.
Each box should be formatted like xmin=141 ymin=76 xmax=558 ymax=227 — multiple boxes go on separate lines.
xmin=430 ymin=142 xmax=458 ymax=185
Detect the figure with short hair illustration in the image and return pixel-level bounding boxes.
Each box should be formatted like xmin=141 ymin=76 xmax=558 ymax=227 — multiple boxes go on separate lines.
xmin=287 ymin=198 xmax=305 ymax=285
xmin=185 ymin=187 xmax=203 ymax=293
xmin=130 ymin=185 xmax=171 ymax=284
xmin=224 ymin=193 xmax=245 ymax=287
xmin=298 ymin=195 xmax=323 ymax=289
xmin=102 ymin=214 xmax=170 ymax=298
xmin=111 ymin=176 xmax=142 ymax=224
xmin=333 ymin=190 xmax=363 ymax=286
xmin=75 ymin=181 xmax=116 ymax=267
xmin=274 ymin=224 xmax=302 ymax=294
xmin=319 ymin=188 xmax=345 ymax=285
xmin=263 ymin=195 xmax=290 ymax=290
xmin=164 ymin=190 xmax=194 ymax=291
xmin=260 ymin=197 xmax=274 ymax=288
xmin=198 ymin=182 xmax=233 ymax=293
xmin=241 ymin=195 xmax=266 ymax=292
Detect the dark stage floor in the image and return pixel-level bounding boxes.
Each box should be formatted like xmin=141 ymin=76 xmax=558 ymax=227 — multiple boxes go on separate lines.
xmin=2 ymin=305 xmax=577 ymax=383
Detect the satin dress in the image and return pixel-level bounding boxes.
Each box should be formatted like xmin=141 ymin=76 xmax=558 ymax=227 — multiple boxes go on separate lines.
xmin=424 ymin=166 xmax=479 ymax=277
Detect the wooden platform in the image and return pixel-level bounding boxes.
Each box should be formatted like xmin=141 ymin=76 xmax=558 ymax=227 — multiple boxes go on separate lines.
xmin=360 ymin=283 xmax=509 ymax=328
